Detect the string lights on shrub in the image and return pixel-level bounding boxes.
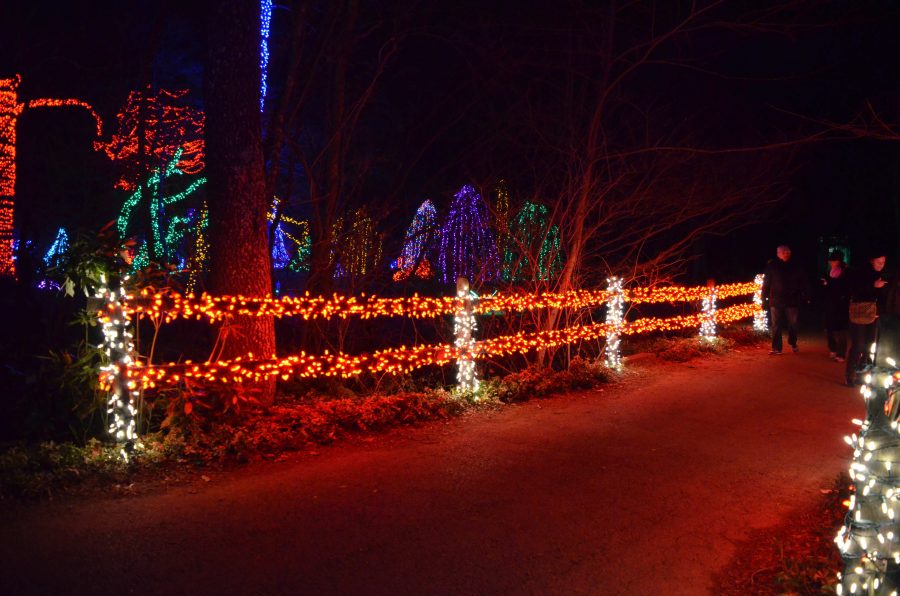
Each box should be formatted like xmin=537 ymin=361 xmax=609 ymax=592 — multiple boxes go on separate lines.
xmin=0 ymin=75 xmax=102 ymax=277
xmin=605 ymin=277 xmax=625 ymax=370
xmin=753 ymin=273 xmax=768 ymax=332
xmin=501 ymin=201 xmax=562 ymax=282
xmin=439 ymin=185 xmax=499 ymax=285
xmin=835 ymin=349 xmax=900 ymax=595
xmin=394 ymin=199 xmax=438 ymax=281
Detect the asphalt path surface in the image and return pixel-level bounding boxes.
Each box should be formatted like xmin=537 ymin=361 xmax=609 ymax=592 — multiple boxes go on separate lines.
xmin=0 ymin=339 xmax=859 ymax=595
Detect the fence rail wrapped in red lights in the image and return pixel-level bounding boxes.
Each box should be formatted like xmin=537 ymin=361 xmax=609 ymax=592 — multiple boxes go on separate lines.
xmin=98 ymin=278 xmax=765 ymax=392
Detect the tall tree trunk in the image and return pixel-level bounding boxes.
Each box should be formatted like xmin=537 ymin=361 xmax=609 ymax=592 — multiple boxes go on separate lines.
xmin=205 ymin=0 xmax=276 ymax=403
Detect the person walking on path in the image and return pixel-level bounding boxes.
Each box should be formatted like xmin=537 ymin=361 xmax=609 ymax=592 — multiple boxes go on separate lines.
xmin=822 ymin=250 xmax=849 ymax=362
xmin=761 ymin=245 xmax=809 ymax=355
xmin=845 ymin=251 xmax=892 ymax=385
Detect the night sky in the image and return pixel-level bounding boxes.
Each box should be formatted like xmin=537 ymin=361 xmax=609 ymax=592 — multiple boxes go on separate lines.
xmin=2 ymin=0 xmax=900 ymax=283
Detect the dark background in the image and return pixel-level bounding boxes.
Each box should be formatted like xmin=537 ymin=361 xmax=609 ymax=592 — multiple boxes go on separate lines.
xmin=1 ymin=0 xmax=899 ymax=282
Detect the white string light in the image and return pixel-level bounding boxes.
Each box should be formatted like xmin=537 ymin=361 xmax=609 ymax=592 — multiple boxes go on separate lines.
xmin=605 ymin=277 xmax=624 ymax=370
xmin=699 ymin=284 xmax=717 ymax=342
xmin=836 ymin=344 xmax=900 ymax=593
xmin=96 ymin=275 xmax=139 ymax=461
xmin=454 ymin=277 xmax=479 ymax=392
xmin=753 ymin=273 xmax=768 ymax=332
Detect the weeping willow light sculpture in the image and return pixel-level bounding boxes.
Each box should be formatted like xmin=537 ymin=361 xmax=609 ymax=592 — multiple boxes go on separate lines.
xmin=439 ymin=185 xmax=499 ymax=285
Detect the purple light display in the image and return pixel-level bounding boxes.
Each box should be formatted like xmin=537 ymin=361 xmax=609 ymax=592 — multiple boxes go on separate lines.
xmin=439 ymin=185 xmax=499 ymax=284
xmin=394 ymin=199 xmax=437 ymax=279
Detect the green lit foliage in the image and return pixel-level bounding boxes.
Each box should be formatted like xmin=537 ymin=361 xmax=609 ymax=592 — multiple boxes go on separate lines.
xmin=501 ymin=201 xmax=563 ymax=283
xmin=118 ymin=148 xmax=207 ymax=272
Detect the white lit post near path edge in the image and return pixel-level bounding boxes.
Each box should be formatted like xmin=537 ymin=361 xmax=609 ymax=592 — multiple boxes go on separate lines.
xmin=753 ymin=273 xmax=768 ymax=332
xmin=699 ymin=280 xmax=717 ymax=342
xmin=455 ymin=276 xmax=479 ymax=392
xmin=93 ymin=275 xmax=139 ymax=461
xmin=605 ymin=276 xmax=624 ymax=370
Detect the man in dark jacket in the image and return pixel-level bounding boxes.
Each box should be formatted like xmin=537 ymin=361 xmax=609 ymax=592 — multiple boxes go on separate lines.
xmin=761 ymin=245 xmax=808 ymax=355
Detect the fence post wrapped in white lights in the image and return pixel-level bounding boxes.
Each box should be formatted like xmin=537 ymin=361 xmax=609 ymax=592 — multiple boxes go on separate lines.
xmin=454 ymin=276 xmax=479 ymax=392
xmin=753 ymin=273 xmax=768 ymax=332
xmin=605 ymin=277 xmax=624 ymax=370
xmin=95 ymin=276 xmax=139 ymax=461
xmin=699 ymin=282 xmax=717 ymax=342
xmin=835 ymin=348 xmax=900 ymax=595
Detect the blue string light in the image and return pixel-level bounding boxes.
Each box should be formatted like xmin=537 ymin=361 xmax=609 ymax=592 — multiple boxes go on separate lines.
xmin=260 ymin=0 xmax=273 ymax=112
xmin=43 ymin=227 xmax=69 ymax=267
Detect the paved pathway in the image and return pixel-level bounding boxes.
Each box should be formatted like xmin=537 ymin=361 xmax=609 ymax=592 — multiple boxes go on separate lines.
xmin=0 ymin=339 xmax=859 ymax=595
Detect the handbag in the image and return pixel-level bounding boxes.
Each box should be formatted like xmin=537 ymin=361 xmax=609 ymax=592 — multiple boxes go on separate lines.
xmin=849 ymin=301 xmax=877 ymax=325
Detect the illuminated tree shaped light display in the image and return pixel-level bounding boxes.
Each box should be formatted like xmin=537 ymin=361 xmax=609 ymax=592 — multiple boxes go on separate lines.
xmin=0 ymin=75 xmax=103 ymax=277
xmin=271 ymin=222 xmax=290 ymax=270
xmin=185 ymin=203 xmax=209 ymax=294
xmin=43 ymin=227 xmax=69 ymax=268
xmin=332 ymin=207 xmax=382 ymax=279
xmin=501 ymin=200 xmax=562 ymax=283
xmin=393 ymin=199 xmax=438 ymax=281
xmin=97 ymin=87 xmax=204 ymax=192
xmin=439 ymin=185 xmax=499 ymax=285
xmin=268 ymin=201 xmax=312 ymax=273
xmin=835 ymin=350 xmax=900 ymax=595
xmin=118 ymin=147 xmax=207 ymax=265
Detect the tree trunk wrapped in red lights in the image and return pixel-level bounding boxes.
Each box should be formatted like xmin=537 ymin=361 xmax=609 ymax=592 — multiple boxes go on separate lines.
xmin=204 ymin=0 xmax=276 ymax=403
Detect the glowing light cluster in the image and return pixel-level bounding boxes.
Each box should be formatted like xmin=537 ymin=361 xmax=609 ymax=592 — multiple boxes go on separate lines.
xmin=95 ymin=276 xmax=139 ymax=461
xmin=439 ymin=185 xmax=499 ymax=284
xmin=605 ymin=277 xmax=624 ymax=370
xmin=394 ymin=199 xmax=438 ymax=281
xmin=185 ymin=203 xmax=209 ymax=294
xmin=753 ymin=274 xmax=768 ymax=331
xmin=700 ymin=285 xmax=718 ymax=341
xmin=835 ymin=350 xmax=900 ymax=594
xmin=98 ymin=87 xmax=204 ymax=191
xmin=454 ymin=278 xmax=479 ymax=392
